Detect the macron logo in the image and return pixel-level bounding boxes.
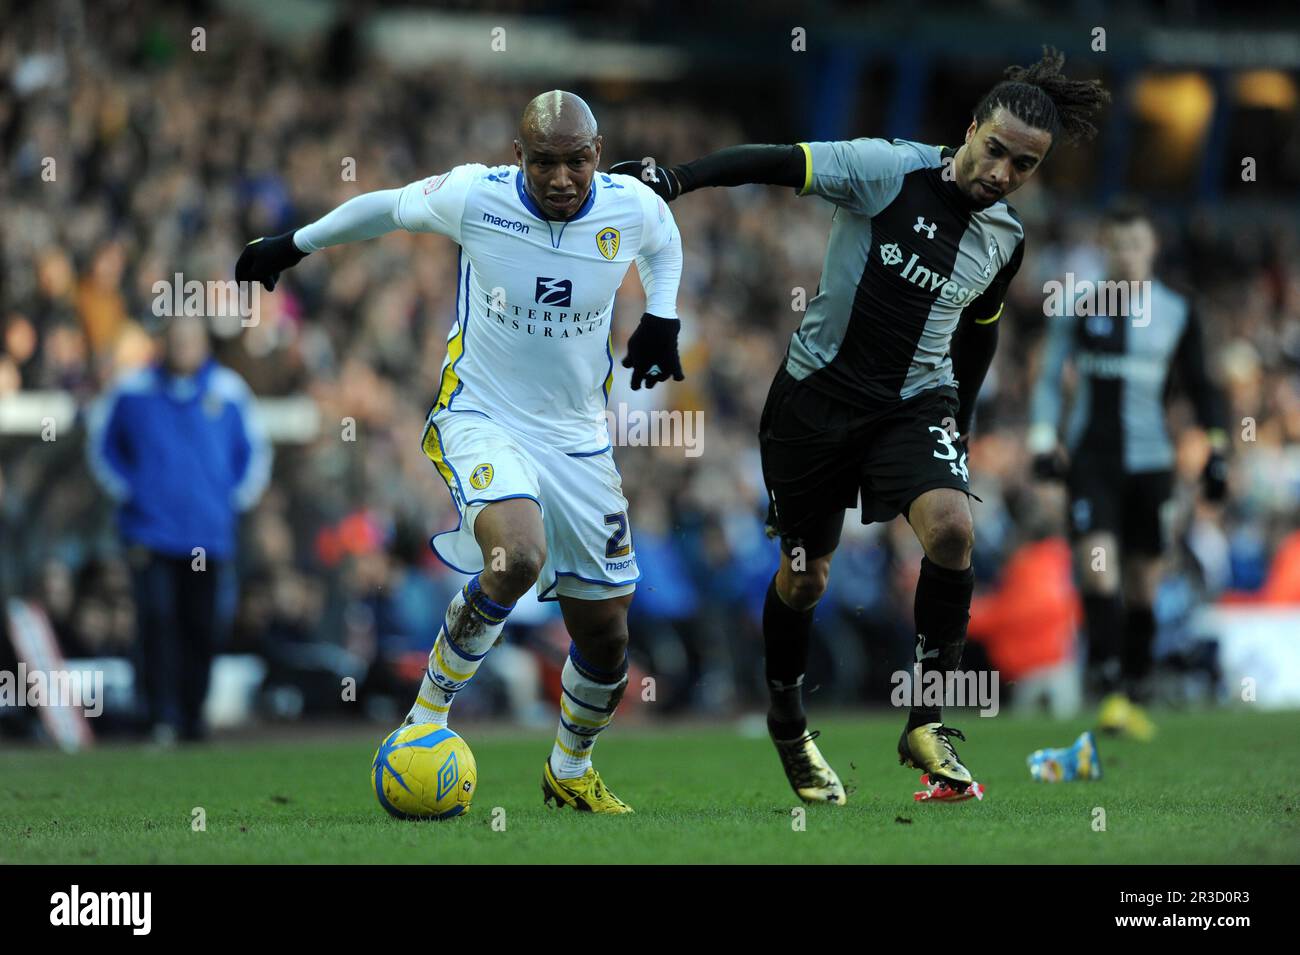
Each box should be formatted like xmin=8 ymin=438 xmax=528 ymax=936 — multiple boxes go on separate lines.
xmin=50 ymin=885 xmax=151 ymax=935
xmin=482 ymin=212 xmax=529 ymax=235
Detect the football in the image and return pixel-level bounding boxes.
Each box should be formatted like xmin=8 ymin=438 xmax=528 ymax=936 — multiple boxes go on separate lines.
xmin=371 ymin=724 xmax=477 ymax=820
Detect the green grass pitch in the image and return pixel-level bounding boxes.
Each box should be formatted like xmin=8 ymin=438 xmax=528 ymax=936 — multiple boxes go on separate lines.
xmin=3 ymin=709 xmax=1298 ymax=864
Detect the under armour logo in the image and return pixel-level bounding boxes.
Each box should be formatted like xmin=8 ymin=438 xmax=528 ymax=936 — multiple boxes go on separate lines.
xmin=914 ymin=217 xmax=937 ymax=239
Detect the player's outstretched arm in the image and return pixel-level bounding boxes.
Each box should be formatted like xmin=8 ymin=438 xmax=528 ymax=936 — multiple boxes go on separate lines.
xmin=609 ymin=145 xmax=807 ymax=203
xmin=615 ymin=139 xmax=939 ymax=221
xmin=236 ymin=166 xmax=477 ymax=291
xmin=236 ymin=189 xmax=406 ymax=291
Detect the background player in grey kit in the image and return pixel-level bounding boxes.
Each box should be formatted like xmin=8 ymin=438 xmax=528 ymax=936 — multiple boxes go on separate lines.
xmin=617 ymin=47 xmax=1110 ymax=800
xmin=1029 ymin=199 xmax=1228 ymax=740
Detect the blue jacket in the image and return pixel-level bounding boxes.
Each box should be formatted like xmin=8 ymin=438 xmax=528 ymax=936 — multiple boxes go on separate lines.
xmin=86 ymin=358 xmax=271 ymax=560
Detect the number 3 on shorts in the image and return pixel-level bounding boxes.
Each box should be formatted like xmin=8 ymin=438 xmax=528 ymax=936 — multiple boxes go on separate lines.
xmin=928 ymin=425 xmax=969 ymax=483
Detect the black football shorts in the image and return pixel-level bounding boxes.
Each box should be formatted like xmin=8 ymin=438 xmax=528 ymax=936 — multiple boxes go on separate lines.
xmin=1067 ymin=465 xmax=1174 ymax=556
xmin=758 ymin=365 xmax=976 ymax=559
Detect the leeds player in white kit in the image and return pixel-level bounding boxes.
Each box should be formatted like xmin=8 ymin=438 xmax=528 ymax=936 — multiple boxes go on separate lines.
xmin=237 ymin=92 xmax=684 ymax=812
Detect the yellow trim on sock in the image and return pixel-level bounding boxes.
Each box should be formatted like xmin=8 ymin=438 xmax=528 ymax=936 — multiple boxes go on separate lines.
xmin=434 ymin=640 xmax=474 ymax=682
xmin=561 ymin=697 xmax=608 ymax=729
xmin=553 ymin=738 xmax=590 ymax=760
xmin=417 ymin=694 xmax=450 ymax=713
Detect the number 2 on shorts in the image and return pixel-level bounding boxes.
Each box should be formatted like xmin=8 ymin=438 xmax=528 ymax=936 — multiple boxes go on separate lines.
xmin=604 ymin=511 xmax=631 ymax=558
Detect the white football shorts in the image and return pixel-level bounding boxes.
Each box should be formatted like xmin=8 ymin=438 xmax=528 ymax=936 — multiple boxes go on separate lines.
xmin=421 ymin=409 xmax=639 ymax=601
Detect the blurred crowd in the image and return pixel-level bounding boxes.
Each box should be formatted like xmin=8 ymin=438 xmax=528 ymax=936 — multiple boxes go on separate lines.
xmin=2 ymin=7 xmax=1298 ymax=728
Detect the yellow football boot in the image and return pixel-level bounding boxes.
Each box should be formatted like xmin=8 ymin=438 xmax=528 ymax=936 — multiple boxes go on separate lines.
xmin=771 ymin=729 xmax=847 ymax=805
xmin=542 ymin=760 xmax=634 ymax=814
xmin=1097 ymin=692 xmax=1156 ymax=741
xmin=898 ymin=723 xmax=973 ymax=789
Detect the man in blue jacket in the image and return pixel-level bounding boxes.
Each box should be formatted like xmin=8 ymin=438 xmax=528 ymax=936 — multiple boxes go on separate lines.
xmin=86 ymin=317 xmax=271 ymax=741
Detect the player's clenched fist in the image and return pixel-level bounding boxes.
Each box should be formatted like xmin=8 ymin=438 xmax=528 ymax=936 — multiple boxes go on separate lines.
xmin=609 ymin=160 xmax=681 ymax=202
xmin=235 ymin=231 xmax=308 ymax=291
xmin=622 ymin=313 xmax=684 ymax=391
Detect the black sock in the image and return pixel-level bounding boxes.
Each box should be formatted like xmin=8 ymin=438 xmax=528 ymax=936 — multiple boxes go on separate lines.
xmin=1122 ymin=605 xmax=1157 ymax=700
xmin=763 ymin=574 xmax=813 ymax=739
xmin=907 ymin=558 xmax=975 ymax=731
xmin=1083 ymin=592 xmax=1124 ymax=696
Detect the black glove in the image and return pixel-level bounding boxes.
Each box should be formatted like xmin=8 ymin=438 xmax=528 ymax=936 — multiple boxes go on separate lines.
xmin=609 ymin=160 xmax=681 ymax=203
xmin=1031 ymin=450 xmax=1069 ymax=482
xmin=236 ymin=231 xmax=308 ymax=291
xmin=1202 ymin=449 xmax=1229 ymax=502
xmin=621 ymin=313 xmax=683 ymax=391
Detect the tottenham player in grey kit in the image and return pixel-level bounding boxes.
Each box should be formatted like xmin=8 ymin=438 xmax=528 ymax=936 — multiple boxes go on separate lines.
xmin=617 ymin=48 xmax=1110 ymax=801
xmin=1029 ymin=199 xmax=1228 ymax=741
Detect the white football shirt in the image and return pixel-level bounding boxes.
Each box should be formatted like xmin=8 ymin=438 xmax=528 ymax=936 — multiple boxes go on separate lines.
xmin=393 ymin=164 xmax=681 ymax=453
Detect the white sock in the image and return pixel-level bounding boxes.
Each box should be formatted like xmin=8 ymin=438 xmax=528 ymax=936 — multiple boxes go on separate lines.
xmin=550 ymin=650 xmax=627 ymax=779
xmin=407 ymin=575 xmax=512 ymax=726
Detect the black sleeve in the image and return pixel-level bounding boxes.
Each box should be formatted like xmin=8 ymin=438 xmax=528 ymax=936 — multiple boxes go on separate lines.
xmin=1171 ymin=304 xmax=1227 ymax=435
xmin=951 ymin=317 xmax=999 ymax=439
xmin=950 ymin=239 xmax=1024 ymax=437
xmin=674 ymin=144 xmax=807 ymax=194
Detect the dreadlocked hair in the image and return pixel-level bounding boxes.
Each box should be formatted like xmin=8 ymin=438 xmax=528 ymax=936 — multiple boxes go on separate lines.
xmin=973 ymin=45 xmax=1111 ymax=149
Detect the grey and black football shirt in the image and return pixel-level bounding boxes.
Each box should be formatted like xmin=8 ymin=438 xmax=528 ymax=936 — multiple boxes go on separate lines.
xmin=1029 ymin=278 xmax=1224 ymax=472
xmin=788 ymin=138 xmax=1025 ymax=407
